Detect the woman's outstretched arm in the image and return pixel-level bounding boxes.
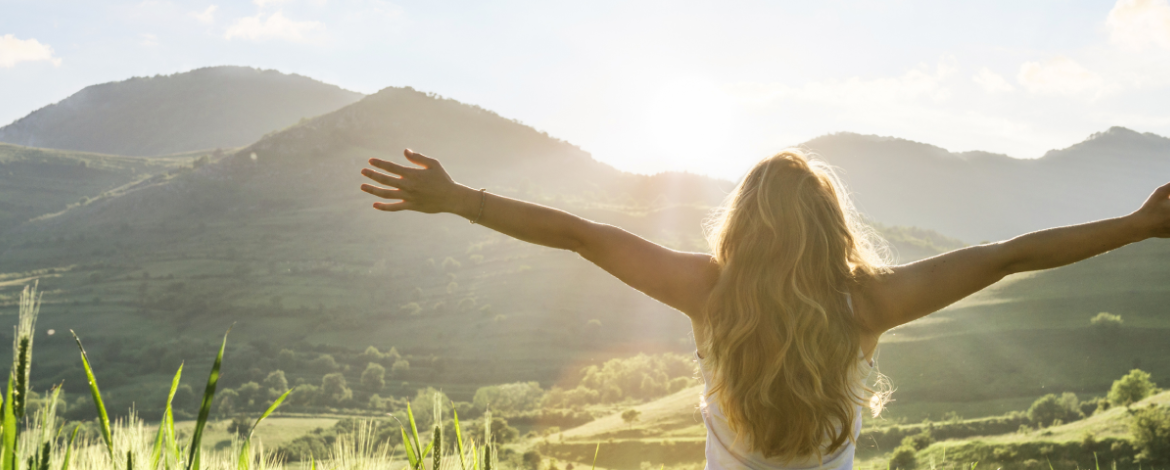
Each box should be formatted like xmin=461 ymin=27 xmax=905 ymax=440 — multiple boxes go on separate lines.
xmin=359 ymin=149 xmax=719 ymax=317
xmin=855 ymin=182 xmax=1170 ymax=334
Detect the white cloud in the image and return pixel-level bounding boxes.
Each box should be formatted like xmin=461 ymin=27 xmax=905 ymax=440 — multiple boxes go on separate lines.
xmin=972 ymin=68 xmax=1014 ymax=94
xmin=1106 ymin=0 xmax=1170 ymax=50
xmin=1017 ymin=57 xmax=1110 ymax=96
xmin=224 ymin=10 xmax=324 ymax=43
xmin=191 ymin=5 xmax=218 ymax=24
xmin=254 ymin=0 xmax=293 ymax=7
xmin=139 ymin=33 xmax=159 ymax=47
xmin=729 ymin=59 xmax=958 ymax=106
xmin=0 ymin=35 xmax=62 ymax=67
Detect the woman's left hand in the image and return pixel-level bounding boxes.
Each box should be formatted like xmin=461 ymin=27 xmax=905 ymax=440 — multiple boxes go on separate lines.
xmin=359 ymin=149 xmax=469 ymax=214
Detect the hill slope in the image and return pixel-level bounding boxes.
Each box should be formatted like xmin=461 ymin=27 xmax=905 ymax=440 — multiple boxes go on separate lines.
xmin=0 ymin=66 xmax=363 ymax=156
xmin=802 ymin=127 xmax=1170 ymax=242
xmin=0 ymin=143 xmax=186 ymax=231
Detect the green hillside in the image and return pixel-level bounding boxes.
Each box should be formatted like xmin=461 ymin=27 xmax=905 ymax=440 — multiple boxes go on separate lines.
xmin=0 ymin=66 xmax=363 ymax=156
xmin=0 ymin=143 xmax=187 ymax=231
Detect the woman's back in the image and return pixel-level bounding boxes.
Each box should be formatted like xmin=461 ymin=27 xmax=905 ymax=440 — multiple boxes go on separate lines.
xmin=699 ymin=354 xmax=872 ymax=470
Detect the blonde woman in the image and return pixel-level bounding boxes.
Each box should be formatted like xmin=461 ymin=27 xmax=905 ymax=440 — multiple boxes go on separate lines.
xmin=361 ymin=149 xmax=1170 ymax=469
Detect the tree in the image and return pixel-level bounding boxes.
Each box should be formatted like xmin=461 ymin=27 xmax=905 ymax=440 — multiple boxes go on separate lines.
xmin=321 ymin=373 xmax=353 ymax=406
xmin=1109 ymin=369 xmax=1157 ymax=407
xmin=361 ymin=363 xmax=386 ymax=391
xmin=473 ymin=382 xmax=544 ymax=413
xmin=889 ymin=444 xmax=917 ymax=469
xmin=263 ymin=370 xmax=289 ymax=398
xmin=310 ymin=354 xmax=340 ymax=373
xmin=236 ymin=381 xmax=263 ymax=409
xmin=391 ymin=358 xmax=410 ymax=376
xmin=277 ymin=349 xmax=297 ymax=369
xmin=216 ymin=389 xmax=240 ymax=414
xmin=1131 ymin=405 xmax=1170 ymax=465
xmin=227 ymin=416 xmax=252 ymax=437
xmin=621 ymin=409 xmax=641 ymax=427
xmin=1090 ymin=312 xmax=1123 ymax=330
xmin=522 ymin=450 xmax=543 ymax=470
xmin=360 ymin=346 xmax=383 ymax=363
xmin=1028 ymin=393 xmax=1083 ymax=427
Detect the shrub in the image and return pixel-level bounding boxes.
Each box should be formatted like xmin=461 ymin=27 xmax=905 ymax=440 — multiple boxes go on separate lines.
xmin=1131 ymin=405 xmax=1170 ymax=464
xmin=263 ymin=370 xmax=289 ymax=398
xmin=1028 ymin=392 xmax=1083 ymax=426
xmin=902 ymin=430 xmax=933 ymax=451
xmin=400 ymin=302 xmax=422 ymax=316
xmin=1090 ymin=312 xmax=1123 ymax=330
xmin=889 ymin=444 xmax=917 ymax=469
xmin=309 ymin=354 xmax=340 ymax=373
xmin=227 ymin=415 xmax=252 ymax=437
xmin=321 ymin=373 xmax=353 ymax=406
xmin=621 ymin=409 xmax=641 ymax=426
xmin=361 ymin=362 xmax=386 ymax=391
xmin=522 ymin=450 xmax=543 ymax=470
xmin=473 ymin=381 xmax=544 ymax=414
xmin=391 ymin=358 xmax=410 ymax=375
xmin=1109 ymin=369 xmax=1157 ymax=407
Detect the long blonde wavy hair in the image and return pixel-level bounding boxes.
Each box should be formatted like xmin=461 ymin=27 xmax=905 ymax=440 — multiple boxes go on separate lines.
xmin=700 ymin=149 xmax=889 ymax=461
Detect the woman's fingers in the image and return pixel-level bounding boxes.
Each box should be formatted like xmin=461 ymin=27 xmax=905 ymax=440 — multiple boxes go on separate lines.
xmin=404 ymin=149 xmax=440 ymax=168
xmin=361 ymin=184 xmax=409 ymax=200
xmin=361 ymin=168 xmax=407 ymax=188
xmin=373 ymin=201 xmax=414 ymax=212
xmin=369 ymin=158 xmax=418 ymax=176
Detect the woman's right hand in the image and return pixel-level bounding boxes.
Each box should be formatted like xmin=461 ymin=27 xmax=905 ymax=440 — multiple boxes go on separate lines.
xmin=359 ymin=149 xmax=474 ymax=215
xmin=1130 ymin=182 xmax=1170 ymax=239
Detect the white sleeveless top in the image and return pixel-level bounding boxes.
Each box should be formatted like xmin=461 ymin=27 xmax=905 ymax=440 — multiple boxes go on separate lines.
xmin=697 ymin=296 xmax=873 ymax=470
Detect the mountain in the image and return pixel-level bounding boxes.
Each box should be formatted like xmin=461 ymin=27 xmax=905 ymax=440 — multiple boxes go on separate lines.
xmin=0 ymin=66 xmax=363 ymax=157
xmin=801 ymin=127 xmax=1170 ymax=242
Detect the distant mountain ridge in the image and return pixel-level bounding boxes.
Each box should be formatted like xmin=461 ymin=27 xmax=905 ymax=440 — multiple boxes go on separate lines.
xmin=0 ymin=66 xmax=364 ymax=156
xmin=800 ymin=126 xmax=1170 ymax=241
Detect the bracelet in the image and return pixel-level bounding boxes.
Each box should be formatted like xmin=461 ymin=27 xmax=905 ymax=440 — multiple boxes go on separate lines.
xmin=470 ymin=188 xmax=487 ymax=224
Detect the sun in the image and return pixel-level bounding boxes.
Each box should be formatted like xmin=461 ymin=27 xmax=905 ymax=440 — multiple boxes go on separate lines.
xmin=642 ymin=77 xmax=740 ymax=172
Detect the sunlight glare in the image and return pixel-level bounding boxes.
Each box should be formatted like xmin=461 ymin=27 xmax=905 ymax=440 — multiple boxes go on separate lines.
xmin=642 ymin=77 xmax=740 ymax=173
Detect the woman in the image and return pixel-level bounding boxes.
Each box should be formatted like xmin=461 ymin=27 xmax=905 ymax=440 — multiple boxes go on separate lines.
xmin=360 ymin=148 xmax=1170 ymax=469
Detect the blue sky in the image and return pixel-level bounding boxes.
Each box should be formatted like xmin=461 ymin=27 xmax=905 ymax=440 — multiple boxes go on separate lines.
xmin=3 ymin=0 xmax=1170 ymax=178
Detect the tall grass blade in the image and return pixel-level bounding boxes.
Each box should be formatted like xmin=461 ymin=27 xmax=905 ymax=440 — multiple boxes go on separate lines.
xmin=152 ymin=364 xmax=183 ymax=470
xmin=590 ymin=442 xmax=600 ymax=470
xmin=186 ymin=328 xmax=230 ymax=470
xmin=70 ymin=330 xmax=114 ymax=463
xmin=36 ymin=441 xmax=49 ymax=470
xmin=14 ymin=281 xmax=41 ymax=421
xmin=483 ymin=410 xmax=492 ymax=470
xmin=126 ymin=450 xmax=133 ymax=470
xmin=238 ymin=388 xmax=292 ymax=470
xmin=60 ymin=426 xmax=79 ymax=470
xmin=36 ymin=385 xmax=62 ymax=455
xmin=400 ymin=427 xmax=418 ymax=468
xmin=430 ymin=426 xmax=440 ymax=470
xmin=406 ymin=404 xmax=423 ymax=462
xmin=452 ymin=407 xmax=466 ymax=470
xmin=432 ymin=394 xmax=442 ymax=470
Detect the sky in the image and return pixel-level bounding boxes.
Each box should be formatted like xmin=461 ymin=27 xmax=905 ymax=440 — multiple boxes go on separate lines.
xmin=2 ymin=0 xmax=1170 ymax=179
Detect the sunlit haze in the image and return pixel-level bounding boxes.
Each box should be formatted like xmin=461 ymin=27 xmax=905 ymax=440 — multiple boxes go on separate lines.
xmin=4 ymin=0 xmax=1170 ymax=179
